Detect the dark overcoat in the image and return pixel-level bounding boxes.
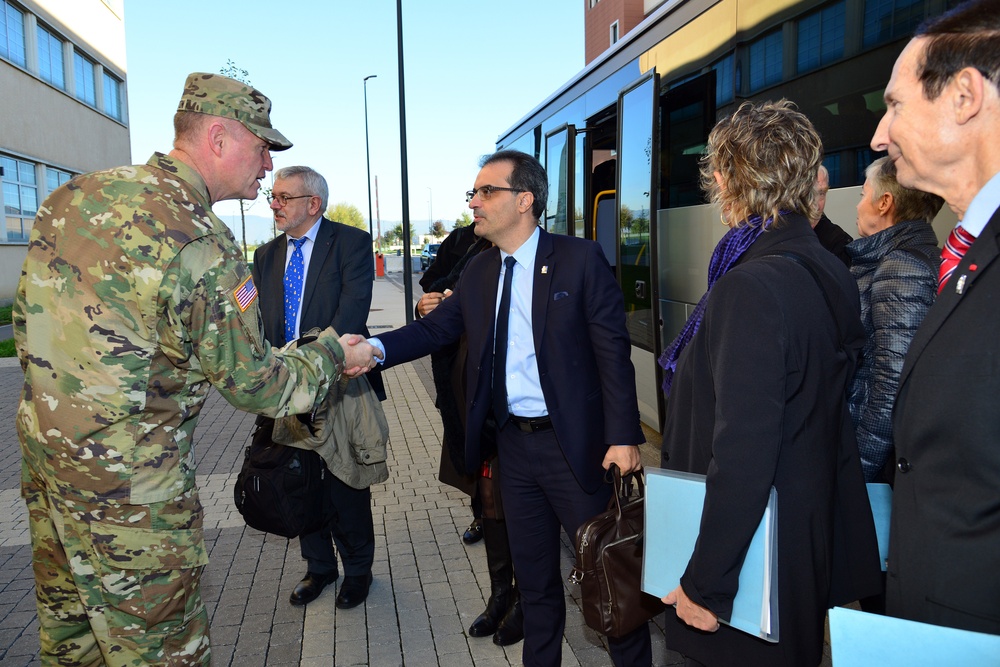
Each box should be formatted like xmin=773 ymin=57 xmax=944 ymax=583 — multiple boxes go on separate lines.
xmin=889 ymin=204 xmax=1000 ymax=633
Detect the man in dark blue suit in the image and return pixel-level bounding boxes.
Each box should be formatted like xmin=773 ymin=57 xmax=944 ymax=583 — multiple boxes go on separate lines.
xmin=252 ymin=165 xmax=384 ymax=610
xmin=355 ymin=151 xmax=651 ymax=666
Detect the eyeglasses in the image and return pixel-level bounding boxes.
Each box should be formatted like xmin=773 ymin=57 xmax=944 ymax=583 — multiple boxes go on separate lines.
xmin=465 ymin=185 xmax=523 ymax=203
xmin=266 ymin=193 xmax=314 ymax=206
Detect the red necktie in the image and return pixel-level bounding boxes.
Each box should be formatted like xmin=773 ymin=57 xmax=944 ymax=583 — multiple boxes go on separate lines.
xmin=938 ymin=225 xmax=976 ymax=293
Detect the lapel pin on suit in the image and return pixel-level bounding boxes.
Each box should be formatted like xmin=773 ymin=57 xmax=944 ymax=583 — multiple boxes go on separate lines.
xmin=541 ymin=265 xmax=548 ymax=274
xmin=955 ymin=275 xmax=967 ymax=294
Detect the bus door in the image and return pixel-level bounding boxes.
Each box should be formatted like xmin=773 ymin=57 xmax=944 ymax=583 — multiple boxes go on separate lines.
xmin=656 ymin=72 xmax=718 ymax=430
xmin=544 ymin=124 xmax=578 ymax=237
xmin=616 ymin=72 xmax=660 ymax=431
xmin=585 ymin=110 xmax=619 ymax=278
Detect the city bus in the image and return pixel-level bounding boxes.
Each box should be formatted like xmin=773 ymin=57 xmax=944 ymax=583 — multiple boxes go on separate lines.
xmin=495 ymin=0 xmax=958 ymax=432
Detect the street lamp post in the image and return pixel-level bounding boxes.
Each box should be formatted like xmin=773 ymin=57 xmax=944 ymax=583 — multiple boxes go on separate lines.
xmin=426 ymin=186 xmax=433 ymax=233
xmin=363 ymin=74 xmax=377 ymax=254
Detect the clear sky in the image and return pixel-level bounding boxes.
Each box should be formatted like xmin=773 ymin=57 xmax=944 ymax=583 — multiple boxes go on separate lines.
xmin=123 ymin=1 xmax=585 ymax=244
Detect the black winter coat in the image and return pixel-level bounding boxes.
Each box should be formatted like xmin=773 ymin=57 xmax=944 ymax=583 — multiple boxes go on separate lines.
xmin=845 ymin=220 xmax=938 ymax=481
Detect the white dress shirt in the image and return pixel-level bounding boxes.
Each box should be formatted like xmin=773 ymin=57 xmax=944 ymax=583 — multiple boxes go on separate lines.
xmin=959 ymin=170 xmax=1000 ymax=238
xmin=498 ymin=226 xmax=547 ymax=418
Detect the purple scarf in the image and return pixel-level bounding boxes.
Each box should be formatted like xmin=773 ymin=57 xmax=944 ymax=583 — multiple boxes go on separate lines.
xmin=658 ymin=214 xmax=773 ymax=397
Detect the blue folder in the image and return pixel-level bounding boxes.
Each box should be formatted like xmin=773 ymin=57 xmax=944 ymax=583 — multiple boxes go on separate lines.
xmin=641 ymin=468 xmax=779 ymax=642
xmin=866 ymin=483 xmax=892 ymax=571
xmin=829 ymin=607 xmax=1000 ymax=665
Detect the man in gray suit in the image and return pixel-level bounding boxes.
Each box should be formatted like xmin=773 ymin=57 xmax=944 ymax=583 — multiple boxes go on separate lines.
xmin=870 ymin=0 xmax=1000 ymax=634
xmin=252 ymin=165 xmax=384 ymax=609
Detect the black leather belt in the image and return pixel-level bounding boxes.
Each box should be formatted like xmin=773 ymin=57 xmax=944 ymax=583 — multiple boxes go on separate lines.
xmin=508 ymin=415 xmax=552 ymax=433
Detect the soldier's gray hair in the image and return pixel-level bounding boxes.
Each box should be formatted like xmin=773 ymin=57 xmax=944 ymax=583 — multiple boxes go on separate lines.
xmin=274 ymin=166 xmax=329 ymax=212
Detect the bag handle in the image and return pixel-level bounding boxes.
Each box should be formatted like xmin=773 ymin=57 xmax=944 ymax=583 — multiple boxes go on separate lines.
xmin=608 ymin=464 xmax=645 ymax=530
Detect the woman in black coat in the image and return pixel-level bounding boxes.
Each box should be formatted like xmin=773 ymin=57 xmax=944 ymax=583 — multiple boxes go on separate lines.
xmin=657 ymin=100 xmax=882 ymax=666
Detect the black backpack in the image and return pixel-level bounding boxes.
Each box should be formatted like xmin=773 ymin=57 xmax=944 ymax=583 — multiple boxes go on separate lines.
xmin=233 ymin=419 xmax=329 ymax=538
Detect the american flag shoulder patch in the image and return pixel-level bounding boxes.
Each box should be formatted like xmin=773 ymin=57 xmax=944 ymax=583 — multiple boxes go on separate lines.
xmin=233 ymin=276 xmax=258 ymax=312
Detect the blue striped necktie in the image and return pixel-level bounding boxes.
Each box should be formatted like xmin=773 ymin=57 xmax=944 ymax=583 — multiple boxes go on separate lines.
xmin=284 ymin=237 xmax=307 ymax=343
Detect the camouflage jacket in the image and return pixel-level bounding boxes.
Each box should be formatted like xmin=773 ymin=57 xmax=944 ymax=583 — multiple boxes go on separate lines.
xmin=14 ymin=153 xmax=346 ymax=505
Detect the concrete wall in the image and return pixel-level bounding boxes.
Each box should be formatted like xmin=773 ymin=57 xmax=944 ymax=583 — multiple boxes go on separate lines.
xmin=0 ymin=247 xmax=23 ymax=306
xmin=0 ymin=65 xmax=130 ymax=173
xmin=0 ymin=0 xmax=130 ymax=302
xmin=382 ymin=254 xmax=422 ymax=274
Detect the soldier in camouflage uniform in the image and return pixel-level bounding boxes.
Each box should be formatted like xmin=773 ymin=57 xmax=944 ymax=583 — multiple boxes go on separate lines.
xmin=13 ymin=73 xmax=375 ymax=666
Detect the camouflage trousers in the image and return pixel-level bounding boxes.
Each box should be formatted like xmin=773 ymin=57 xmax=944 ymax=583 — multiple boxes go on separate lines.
xmin=23 ymin=478 xmax=212 ymax=666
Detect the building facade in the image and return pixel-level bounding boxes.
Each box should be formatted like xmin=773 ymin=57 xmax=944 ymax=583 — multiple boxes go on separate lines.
xmin=0 ymin=0 xmax=129 ymax=303
xmin=585 ymin=0 xmax=660 ymax=65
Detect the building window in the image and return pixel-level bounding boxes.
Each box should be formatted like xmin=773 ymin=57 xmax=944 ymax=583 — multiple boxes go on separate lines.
xmin=37 ymin=24 xmax=65 ymax=89
xmin=74 ymin=50 xmax=96 ymax=106
xmin=748 ymin=30 xmax=783 ymax=93
xmin=863 ymin=0 xmax=924 ymax=48
xmin=103 ymin=71 xmax=122 ymax=120
xmin=2 ymin=155 xmax=37 ymax=242
xmin=797 ymin=1 xmax=845 ymax=74
xmin=589 ymin=0 xmax=600 ymax=7
xmin=712 ymin=53 xmax=735 ymax=106
xmin=45 ymin=166 xmax=71 ymax=192
xmin=824 ymin=154 xmax=842 ymax=187
xmin=0 ymin=0 xmax=26 ymax=67
xmin=610 ymin=20 xmax=619 ymax=46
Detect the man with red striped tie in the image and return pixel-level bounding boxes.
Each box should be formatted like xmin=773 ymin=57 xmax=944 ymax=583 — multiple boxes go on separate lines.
xmin=870 ymin=0 xmax=1000 ymax=637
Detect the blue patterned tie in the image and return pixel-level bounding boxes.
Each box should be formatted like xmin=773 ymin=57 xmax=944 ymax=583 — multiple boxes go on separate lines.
xmin=492 ymin=256 xmax=516 ymax=424
xmin=284 ymin=237 xmax=307 ymax=343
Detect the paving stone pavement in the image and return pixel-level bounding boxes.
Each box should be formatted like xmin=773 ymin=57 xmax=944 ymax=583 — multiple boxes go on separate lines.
xmin=0 ymin=275 xmax=684 ymax=667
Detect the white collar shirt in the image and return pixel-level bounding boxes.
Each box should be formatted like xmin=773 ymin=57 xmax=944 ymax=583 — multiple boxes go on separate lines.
xmin=959 ymin=170 xmax=1000 ymax=238
xmin=497 ymin=225 xmax=548 ymax=418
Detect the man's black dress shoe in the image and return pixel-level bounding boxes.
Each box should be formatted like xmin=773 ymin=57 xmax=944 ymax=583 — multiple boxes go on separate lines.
xmin=462 ymin=519 xmax=483 ymax=545
xmin=335 ymin=573 xmax=373 ymax=609
xmin=289 ymin=571 xmax=339 ymax=606
xmin=492 ymin=596 xmax=524 ymax=646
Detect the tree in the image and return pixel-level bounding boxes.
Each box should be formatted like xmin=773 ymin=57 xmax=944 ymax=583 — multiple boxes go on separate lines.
xmin=219 ymin=60 xmax=253 ymax=258
xmin=220 ymin=59 xmax=250 ymax=85
xmin=326 ymin=202 xmax=367 ymax=231
xmin=382 ymin=223 xmax=404 ymax=246
xmin=454 ymin=211 xmax=473 ymax=228
xmin=430 ymin=220 xmax=447 ymax=237
xmin=260 ymin=186 xmax=276 ymax=239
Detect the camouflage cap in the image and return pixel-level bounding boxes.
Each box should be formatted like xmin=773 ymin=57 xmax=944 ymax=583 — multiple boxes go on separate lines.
xmin=177 ymin=72 xmax=292 ymax=151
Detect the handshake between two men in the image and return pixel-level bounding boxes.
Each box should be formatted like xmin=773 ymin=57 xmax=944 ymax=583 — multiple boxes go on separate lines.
xmin=338 ymin=334 xmax=383 ymax=378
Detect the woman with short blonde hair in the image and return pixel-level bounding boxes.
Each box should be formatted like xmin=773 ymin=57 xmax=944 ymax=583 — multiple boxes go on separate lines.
xmin=658 ymin=100 xmax=882 ymax=667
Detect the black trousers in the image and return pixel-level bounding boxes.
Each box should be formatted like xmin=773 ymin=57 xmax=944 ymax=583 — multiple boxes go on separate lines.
xmin=497 ymin=423 xmax=652 ymax=667
xmin=299 ymin=473 xmax=375 ymax=578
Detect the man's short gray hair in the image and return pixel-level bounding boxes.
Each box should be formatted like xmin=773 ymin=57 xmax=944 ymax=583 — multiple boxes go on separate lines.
xmin=274 ymin=165 xmax=329 ymax=212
